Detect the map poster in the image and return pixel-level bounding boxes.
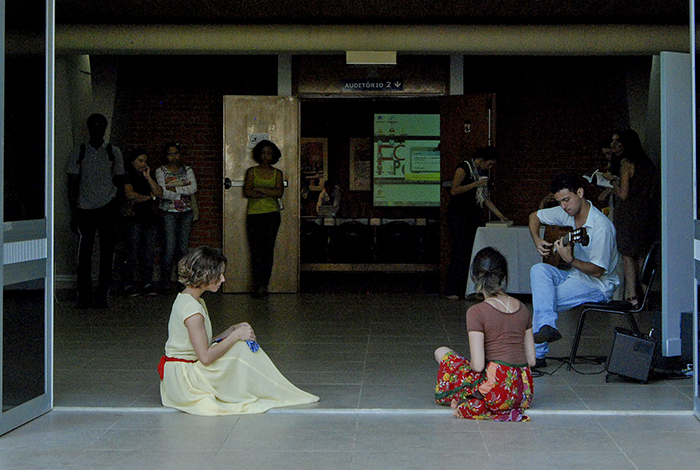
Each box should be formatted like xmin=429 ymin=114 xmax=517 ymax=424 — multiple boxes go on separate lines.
xmin=349 ymin=137 xmax=372 ymax=191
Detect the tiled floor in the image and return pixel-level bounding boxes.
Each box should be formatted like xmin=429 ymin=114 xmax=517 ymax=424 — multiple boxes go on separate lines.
xmin=1 ymin=292 xmax=698 ymax=469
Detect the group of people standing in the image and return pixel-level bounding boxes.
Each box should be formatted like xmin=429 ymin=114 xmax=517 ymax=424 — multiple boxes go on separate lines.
xmin=68 ymin=114 xmax=286 ymax=307
xmin=119 ymin=141 xmax=197 ymax=297
xmin=67 ymin=114 xmax=198 ymax=308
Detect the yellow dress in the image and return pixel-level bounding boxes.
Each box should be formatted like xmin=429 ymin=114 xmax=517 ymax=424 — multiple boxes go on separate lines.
xmin=160 ymin=293 xmax=319 ymax=415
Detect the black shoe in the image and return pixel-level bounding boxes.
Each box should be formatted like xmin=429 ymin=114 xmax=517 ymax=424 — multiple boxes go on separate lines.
xmin=124 ymin=285 xmax=139 ymax=297
xmin=533 ymin=325 xmax=562 ymax=344
xmin=142 ymin=284 xmax=158 ymax=296
xmin=533 ymin=358 xmax=547 ymax=369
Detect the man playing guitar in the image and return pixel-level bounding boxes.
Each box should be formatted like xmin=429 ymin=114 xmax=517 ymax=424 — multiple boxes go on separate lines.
xmin=528 ymin=174 xmax=620 ymax=368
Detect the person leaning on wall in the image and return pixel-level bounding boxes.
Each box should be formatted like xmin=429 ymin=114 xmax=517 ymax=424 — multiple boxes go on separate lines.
xmin=243 ymin=140 xmax=285 ymax=298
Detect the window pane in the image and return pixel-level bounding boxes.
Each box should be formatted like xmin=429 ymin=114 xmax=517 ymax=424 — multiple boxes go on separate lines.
xmin=2 ymin=279 xmax=46 ymax=411
xmin=3 ymin=0 xmax=46 ymax=221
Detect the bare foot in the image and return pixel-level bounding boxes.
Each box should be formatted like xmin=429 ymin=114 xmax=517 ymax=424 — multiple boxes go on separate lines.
xmin=451 ymin=398 xmax=464 ymax=418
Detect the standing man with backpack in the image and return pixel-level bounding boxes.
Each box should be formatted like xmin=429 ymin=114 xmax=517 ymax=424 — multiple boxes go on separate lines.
xmin=67 ymin=113 xmax=126 ymax=308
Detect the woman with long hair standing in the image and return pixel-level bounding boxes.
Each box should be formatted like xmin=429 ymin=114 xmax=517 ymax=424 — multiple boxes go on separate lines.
xmin=609 ymin=129 xmax=659 ymax=306
xmin=122 ymin=148 xmax=162 ymax=296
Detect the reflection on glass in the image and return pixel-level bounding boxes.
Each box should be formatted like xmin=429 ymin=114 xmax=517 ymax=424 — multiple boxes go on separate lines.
xmin=3 ymin=0 xmax=47 ymax=221
xmin=2 ymin=280 xmax=46 ymax=412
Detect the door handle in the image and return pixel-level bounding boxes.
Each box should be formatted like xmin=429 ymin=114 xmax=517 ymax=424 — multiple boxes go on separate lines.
xmin=224 ymin=178 xmax=244 ymax=189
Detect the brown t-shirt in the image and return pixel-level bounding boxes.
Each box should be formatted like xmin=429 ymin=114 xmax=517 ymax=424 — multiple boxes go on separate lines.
xmin=466 ymin=300 xmax=532 ymax=366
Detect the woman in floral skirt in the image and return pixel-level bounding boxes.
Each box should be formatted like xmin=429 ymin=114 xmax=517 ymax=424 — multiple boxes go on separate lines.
xmin=434 ymin=247 xmax=536 ymax=421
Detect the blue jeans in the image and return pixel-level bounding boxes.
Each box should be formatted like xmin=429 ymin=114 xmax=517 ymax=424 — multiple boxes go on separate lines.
xmin=160 ymin=210 xmax=194 ymax=283
xmin=123 ymin=220 xmax=157 ymax=286
xmin=530 ymin=263 xmax=608 ymax=358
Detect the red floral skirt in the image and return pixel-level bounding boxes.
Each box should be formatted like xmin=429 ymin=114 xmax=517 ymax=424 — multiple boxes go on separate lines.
xmin=435 ymin=350 xmax=534 ymax=421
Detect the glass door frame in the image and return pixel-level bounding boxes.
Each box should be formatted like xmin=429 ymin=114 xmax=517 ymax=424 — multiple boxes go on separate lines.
xmin=0 ymin=0 xmax=55 ymax=435
xmin=692 ymin=0 xmax=700 ymax=420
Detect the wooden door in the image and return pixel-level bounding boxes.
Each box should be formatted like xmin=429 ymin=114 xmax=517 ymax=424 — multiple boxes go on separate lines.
xmin=222 ymin=96 xmax=300 ymax=293
xmin=439 ymin=94 xmax=496 ymax=294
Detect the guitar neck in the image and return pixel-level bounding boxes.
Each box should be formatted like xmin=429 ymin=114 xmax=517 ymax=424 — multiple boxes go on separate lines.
xmin=560 ymin=232 xmax=573 ymax=245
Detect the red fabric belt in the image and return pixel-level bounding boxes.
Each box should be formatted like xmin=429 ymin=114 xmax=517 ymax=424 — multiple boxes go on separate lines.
xmin=158 ymin=355 xmax=197 ymax=380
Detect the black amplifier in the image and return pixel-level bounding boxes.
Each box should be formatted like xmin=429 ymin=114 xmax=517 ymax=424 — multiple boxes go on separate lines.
xmin=606 ymin=327 xmax=658 ymax=383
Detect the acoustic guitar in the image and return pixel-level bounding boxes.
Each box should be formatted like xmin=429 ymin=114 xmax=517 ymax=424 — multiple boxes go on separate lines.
xmin=542 ymin=226 xmax=590 ymax=269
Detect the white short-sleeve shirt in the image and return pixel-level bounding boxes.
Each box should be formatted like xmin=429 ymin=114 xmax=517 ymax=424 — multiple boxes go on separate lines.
xmin=537 ymin=200 xmax=620 ymax=298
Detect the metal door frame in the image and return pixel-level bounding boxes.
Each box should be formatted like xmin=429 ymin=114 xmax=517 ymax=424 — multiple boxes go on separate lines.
xmin=692 ymin=0 xmax=700 ymax=420
xmin=0 ymin=0 xmax=55 ymax=435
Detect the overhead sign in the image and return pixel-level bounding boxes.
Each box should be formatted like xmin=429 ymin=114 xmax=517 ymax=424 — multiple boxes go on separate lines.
xmin=342 ymin=79 xmax=404 ymax=92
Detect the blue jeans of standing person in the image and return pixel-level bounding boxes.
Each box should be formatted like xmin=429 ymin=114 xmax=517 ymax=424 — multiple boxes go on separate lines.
xmin=246 ymin=211 xmax=281 ymax=291
xmin=530 ymin=263 xmax=608 ymax=359
xmin=123 ymin=220 xmax=157 ymax=287
xmin=160 ymin=210 xmax=194 ymax=285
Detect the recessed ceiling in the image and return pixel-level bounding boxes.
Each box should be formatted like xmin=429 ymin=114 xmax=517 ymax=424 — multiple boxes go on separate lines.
xmin=54 ymin=0 xmax=689 ymax=26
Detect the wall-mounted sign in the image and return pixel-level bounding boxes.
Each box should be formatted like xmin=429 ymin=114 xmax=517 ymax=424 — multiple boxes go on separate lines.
xmin=248 ymin=133 xmax=271 ymax=148
xmin=342 ymin=79 xmax=404 ymax=92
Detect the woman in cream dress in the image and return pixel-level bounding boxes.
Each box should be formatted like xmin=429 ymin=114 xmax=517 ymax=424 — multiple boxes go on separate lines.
xmin=159 ymin=246 xmax=319 ymax=415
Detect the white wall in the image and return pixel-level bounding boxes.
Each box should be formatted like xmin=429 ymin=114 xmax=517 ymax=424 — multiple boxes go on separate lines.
xmin=658 ymin=52 xmax=694 ymax=357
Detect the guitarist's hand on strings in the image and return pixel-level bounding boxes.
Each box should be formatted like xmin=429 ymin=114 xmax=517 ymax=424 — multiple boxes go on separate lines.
xmin=553 ymin=239 xmax=574 ymax=264
xmin=534 ymin=237 xmax=553 ymax=257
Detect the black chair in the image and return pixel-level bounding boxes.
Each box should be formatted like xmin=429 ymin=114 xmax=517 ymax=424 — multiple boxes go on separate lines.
xmin=567 ymin=242 xmax=660 ymax=370
xmin=376 ymin=221 xmax=420 ymax=263
xmin=300 ymin=219 xmax=328 ymax=263
xmin=421 ymin=221 xmax=441 ymax=264
xmin=330 ymin=221 xmax=374 ymax=263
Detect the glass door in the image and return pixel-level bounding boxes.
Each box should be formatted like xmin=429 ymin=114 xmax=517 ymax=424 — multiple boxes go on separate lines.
xmin=0 ymin=0 xmax=54 ymax=435
xmin=693 ymin=0 xmax=700 ymax=420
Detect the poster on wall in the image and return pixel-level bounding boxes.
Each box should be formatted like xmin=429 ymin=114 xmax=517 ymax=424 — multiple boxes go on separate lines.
xmin=349 ymin=137 xmax=372 ymax=191
xmin=300 ymin=138 xmax=328 ymax=191
xmin=373 ymin=114 xmax=441 ymax=207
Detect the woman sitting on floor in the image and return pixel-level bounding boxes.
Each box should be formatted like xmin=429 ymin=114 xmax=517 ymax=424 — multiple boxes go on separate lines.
xmin=434 ymin=247 xmax=536 ymax=421
xmin=159 ymin=246 xmax=319 ymax=415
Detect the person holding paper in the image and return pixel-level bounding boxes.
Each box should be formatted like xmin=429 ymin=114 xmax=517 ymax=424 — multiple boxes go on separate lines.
xmin=445 ymin=146 xmax=509 ymax=300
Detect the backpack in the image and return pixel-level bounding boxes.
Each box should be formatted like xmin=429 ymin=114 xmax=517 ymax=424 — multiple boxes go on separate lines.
xmin=78 ymin=142 xmax=115 ymax=166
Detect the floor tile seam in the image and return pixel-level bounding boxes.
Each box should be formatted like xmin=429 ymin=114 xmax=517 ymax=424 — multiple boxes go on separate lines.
xmin=564 ymin=382 xmax=594 ymax=411
xmin=52 ymin=406 xmax=697 ymax=417
xmin=598 ymin=424 xmax=642 ymax=470
xmin=477 ymin=423 xmax=493 ymax=460
xmin=357 ymin=327 xmax=373 ymax=411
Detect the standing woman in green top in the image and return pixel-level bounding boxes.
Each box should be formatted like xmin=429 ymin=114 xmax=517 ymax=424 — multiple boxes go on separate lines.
xmin=244 ymin=140 xmax=285 ymax=298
